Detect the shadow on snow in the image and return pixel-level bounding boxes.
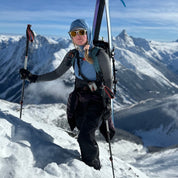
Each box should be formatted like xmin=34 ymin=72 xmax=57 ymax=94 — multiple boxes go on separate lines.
xmin=0 ymin=111 xmax=80 ymax=169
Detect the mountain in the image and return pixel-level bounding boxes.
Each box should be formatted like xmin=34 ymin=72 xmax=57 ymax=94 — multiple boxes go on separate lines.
xmin=113 ymin=30 xmax=178 ymax=105
xmin=0 ymin=35 xmax=73 ymax=104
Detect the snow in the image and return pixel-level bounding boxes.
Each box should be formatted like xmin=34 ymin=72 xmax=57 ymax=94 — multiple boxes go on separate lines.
xmin=113 ymin=31 xmax=178 ymax=89
xmin=150 ymin=41 xmax=178 ymax=54
xmin=117 ymin=48 xmax=169 ymax=82
xmin=1 ymin=99 xmax=178 ymax=178
xmin=0 ymin=35 xmax=22 ymax=43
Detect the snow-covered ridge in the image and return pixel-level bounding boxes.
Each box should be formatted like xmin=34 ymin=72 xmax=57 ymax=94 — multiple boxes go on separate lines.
xmin=1 ymin=99 xmax=178 ymax=178
xmin=0 ymin=34 xmax=22 ymax=43
xmin=0 ymin=99 xmax=148 ymax=178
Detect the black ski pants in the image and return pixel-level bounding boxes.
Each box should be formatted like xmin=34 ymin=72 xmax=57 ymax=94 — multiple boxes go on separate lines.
xmin=75 ymin=91 xmax=103 ymax=164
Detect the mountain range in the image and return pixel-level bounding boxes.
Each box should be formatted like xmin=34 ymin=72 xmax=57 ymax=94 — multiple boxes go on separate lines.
xmin=1 ymin=30 xmax=178 ymax=104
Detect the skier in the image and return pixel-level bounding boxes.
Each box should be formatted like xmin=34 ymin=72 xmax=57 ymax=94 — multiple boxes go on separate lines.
xmin=20 ymin=19 xmax=115 ymax=170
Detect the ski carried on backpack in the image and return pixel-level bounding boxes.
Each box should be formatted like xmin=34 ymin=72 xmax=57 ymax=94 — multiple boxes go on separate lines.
xmin=92 ymin=0 xmax=125 ymax=93
xmin=92 ymin=0 xmax=126 ymax=177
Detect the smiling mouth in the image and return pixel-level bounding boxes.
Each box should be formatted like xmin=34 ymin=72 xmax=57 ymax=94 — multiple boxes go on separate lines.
xmin=76 ymin=39 xmax=83 ymax=42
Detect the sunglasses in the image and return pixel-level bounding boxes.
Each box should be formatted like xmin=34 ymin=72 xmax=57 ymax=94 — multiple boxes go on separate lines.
xmin=69 ymin=29 xmax=87 ymax=37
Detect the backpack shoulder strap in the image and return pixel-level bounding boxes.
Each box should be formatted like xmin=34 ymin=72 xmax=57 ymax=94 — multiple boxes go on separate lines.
xmin=89 ymin=47 xmax=101 ymax=74
xmin=71 ymin=47 xmax=104 ymax=83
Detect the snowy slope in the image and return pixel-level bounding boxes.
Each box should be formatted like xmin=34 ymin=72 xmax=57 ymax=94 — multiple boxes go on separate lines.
xmin=150 ymin=40 xmax=178 ymax=74
xmin=0 ymin=99 xmax=148 ymax=178
xmin=1 ymin=99 xmax=178 ymax=178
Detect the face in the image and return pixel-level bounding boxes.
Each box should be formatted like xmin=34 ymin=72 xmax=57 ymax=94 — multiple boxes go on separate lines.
xmin=71 ymin=30 xmax=88 ymax=46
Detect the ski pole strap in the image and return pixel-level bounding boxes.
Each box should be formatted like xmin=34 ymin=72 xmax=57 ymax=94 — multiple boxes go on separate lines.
xmin=26 ymin=24 xmax=34 ymax=42
xmin=25 ymin=24 xmax=34 ymax=57
xmin=103 ymin=85 xmax=114 ymax=99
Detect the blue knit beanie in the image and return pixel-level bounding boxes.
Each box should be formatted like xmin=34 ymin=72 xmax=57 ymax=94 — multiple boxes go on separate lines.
xmin=69 ymin=19 xmax=88 ymax=32
xmin=69 ymin=19 xmax=92 ymax=45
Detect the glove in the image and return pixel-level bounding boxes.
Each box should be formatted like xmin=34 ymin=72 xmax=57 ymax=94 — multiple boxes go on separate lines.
xmin=19 ymin=68 xmax=38 ymax=83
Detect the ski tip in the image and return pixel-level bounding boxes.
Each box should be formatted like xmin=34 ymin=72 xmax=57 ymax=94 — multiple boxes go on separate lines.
xmin=120 ymin=0 xmax=126 ymax=7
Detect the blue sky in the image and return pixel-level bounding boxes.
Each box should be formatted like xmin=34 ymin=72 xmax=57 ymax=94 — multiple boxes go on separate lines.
xmin=0 ymin=0 xmax=178 ymax=41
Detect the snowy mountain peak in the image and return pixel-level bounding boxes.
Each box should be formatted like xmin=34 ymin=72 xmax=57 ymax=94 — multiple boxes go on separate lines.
xmin=116 ymin=29 xmax=135 ymax=47
xmin=115 ymin=30 xmax=151 ymax=51
xmin=118 ymin=29 xmax=128 ymax=38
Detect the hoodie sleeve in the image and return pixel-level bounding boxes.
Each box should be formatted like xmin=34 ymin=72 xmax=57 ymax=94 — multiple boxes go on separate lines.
xmin=97 ymin=49 xmax=112 ymax=89
xmin=36 ymin=50 xmax=75 ymax=82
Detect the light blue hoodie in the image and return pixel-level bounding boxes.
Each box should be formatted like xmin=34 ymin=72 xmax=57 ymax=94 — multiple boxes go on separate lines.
xmin=69 ymin=19 xmax=96 ymax=81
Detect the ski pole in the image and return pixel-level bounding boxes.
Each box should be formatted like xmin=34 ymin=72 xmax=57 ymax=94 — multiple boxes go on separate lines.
xmin=20 ymin=24 xmax=34 ymax=119
xmin=105 ymin=119 xmax=115 ymax=178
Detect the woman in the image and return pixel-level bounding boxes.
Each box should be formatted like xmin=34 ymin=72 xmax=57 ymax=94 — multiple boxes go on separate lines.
xmin=20 ymin=19 xmax=115 ymax=170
